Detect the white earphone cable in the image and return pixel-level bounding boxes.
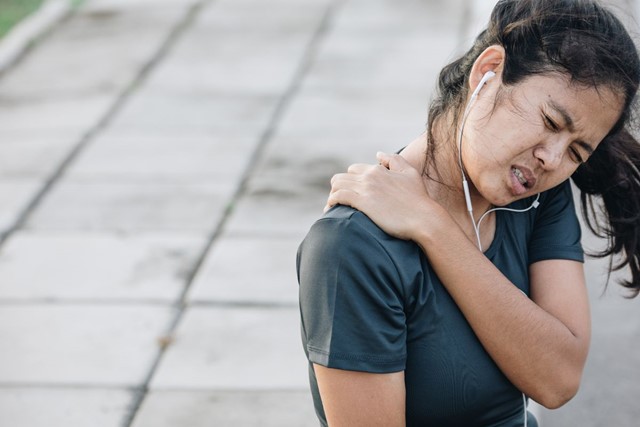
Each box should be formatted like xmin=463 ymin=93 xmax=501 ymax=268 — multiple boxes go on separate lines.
xmin=457 ymin=71 xmax=534 ymax=427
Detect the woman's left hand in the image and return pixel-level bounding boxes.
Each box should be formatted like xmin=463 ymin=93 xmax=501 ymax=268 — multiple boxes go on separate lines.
xmin=325 ymin=152 xmax=440 ymax=241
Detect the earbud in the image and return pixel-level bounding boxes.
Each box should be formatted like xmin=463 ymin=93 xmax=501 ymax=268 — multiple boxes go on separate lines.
xmin=470 ymin=70 xmax=496 ymax=100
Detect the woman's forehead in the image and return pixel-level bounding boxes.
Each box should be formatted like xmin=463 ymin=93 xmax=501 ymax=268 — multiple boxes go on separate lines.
xmin=517 ymin=74 xmax=622 ymax=113
xmin=514 ymin=74 xmax=623 ymax=140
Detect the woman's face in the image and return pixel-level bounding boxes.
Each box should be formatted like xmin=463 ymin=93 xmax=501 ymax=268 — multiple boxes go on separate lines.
xmin=462 ymin=73 xmax=623 ymax=206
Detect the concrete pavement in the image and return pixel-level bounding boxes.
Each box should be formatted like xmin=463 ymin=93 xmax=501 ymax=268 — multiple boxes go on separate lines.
xmin=0 ymin=0 xmax=638 ymax=426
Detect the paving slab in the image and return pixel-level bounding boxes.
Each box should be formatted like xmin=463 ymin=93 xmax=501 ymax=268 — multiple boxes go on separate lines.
xmin=142 ymin=2 xmax=327 ymax=96
xmin=277 ymin=88 xmax=429 ymax=137
xmin=131 ymin=390 xmax=317 ymax=427
xmin=272 ymin=130 xmax=397 ymax=159
xmin=223 ymin=136 xmax=386 ymax=238
xmin=108 ymin=91 xmax=278 ymax=134
xmin=0 ymin=29 xmax=170 ymax=99
xmin=0 ymin=231 xmax=204 ymax=301
xmin=0 ymin=95 xmax=114 ymax=135
xmin=0 ymin=136 xmax=76 ymax=179
xmin=0 ymin=304 xmax=174 ymax=386
xmin=0 ymin=387 xmax=133 ymax=427
xmin=0 ymin=5 xmax=189 ymax=129
xmin=143 ymin=30 xmax=313 ymax=96
xmin=65 ymin=133 xmax=257 ymax=181
xmin=188 ymin=236 xmax=300 ymax=305
xmin=303 ymin=32 xmax=457 ymax=92
xmin=0 ymin=179 xmax=44 ymax=235
xmin=225 ymin=131 xmax=390 ymax=238
xmin=197 ymin=0 xmax=329 ymax=32
xmin=150 ymin=307 xmax=308 ymax=390
xmin=224 ymin=185 xmax=326 ymax=239
xmin=332 ymin=0 xmax=465 ymax=33
xmin=257 ymin=131 xmax=406 ymax=185
xmin=25 ymin=180 xmax=234 ymax=232
xmin=61 ymin=3 xmax=188 ymax=37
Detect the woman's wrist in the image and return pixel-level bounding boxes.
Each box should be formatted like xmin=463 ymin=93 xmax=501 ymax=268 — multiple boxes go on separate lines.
xmin=411 ymin=201 xmax=456 ymax=251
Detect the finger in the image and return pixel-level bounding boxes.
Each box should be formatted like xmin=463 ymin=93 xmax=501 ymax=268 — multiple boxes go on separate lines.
xmin=330 ymin=174 xmax=361 ymax=195
xmin=347 ymin=163 xmax=376 ymax=174
xmin=325 ymin=188 xmax=360 ymax=212
xmin=330 ymin=172 xmax=359 ymax=186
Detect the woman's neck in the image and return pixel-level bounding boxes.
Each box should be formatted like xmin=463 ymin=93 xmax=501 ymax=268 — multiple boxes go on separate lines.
xmin=400 ymin=128 xmax=493 ymax=222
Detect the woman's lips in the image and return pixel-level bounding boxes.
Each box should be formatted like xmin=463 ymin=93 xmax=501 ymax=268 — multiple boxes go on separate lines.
xmin=510 ymin=169 xmax=527 ymax=195
xmin=510 ymin=165 xmax=537 ymax=196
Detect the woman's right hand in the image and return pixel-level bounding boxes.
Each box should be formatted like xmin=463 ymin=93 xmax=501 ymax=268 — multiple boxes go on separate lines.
xmin=325 ymin=152 xmax=445 ymax=241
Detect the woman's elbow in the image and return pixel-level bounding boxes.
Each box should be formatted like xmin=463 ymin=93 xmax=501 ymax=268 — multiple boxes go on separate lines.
xmin=537 ymin=389 xmax=576 ymax=410
xmin=535 ymin=374 xmax=581 ymax=409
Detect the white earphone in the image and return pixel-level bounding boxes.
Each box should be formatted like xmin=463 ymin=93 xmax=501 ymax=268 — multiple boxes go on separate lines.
xmin=459 ymin=69 xmax=536 ymax=427
xmin=471 ymin=70 xmax=496 ymax=100
xmin=459 ymin=71 xmax=496 ymax=217
xmin=457 ymin=69 xmax=540 ymax=253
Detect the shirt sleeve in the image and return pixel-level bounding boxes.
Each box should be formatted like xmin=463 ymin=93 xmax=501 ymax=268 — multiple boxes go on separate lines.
xmin=528 ymin=180 xmax=584 ymax=264
xmin=297 ymin=209 xmax=407 ymax=373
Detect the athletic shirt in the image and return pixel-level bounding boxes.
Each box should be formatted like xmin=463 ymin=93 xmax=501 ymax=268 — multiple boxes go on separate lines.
xmin=297 ymin=180 xmax=583 ymax=426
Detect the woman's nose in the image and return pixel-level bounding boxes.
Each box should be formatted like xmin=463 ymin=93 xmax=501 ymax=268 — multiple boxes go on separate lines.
xmin=534 ymin=140 xmax=565 ymax=170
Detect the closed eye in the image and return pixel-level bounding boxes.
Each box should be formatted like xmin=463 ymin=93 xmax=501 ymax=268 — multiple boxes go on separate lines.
xmin=569 ymin=146 xmax=584 ymax=164
xmin=543 ymin=114 xmax=560 ymax=132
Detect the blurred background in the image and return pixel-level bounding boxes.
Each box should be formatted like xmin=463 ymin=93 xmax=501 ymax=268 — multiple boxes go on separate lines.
xmin=0 ymin=0 xmax=638 ymax=426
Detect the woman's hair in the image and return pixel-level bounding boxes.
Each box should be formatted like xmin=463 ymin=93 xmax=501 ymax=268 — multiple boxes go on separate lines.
xmin=428 ymin=0 xmax=640 ymax=296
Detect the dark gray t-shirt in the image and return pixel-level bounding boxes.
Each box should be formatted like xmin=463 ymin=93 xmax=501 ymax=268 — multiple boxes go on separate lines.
xmin=297 ymin=180 xmax=583 ymax=426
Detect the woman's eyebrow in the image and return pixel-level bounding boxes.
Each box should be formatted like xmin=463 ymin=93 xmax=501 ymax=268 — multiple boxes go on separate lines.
xmin=547 ymin=100 xmax=575 ymax=132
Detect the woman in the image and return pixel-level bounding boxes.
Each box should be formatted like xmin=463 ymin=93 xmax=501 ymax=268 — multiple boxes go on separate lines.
xmin=297 ymin=0 xmax=640 ymax=426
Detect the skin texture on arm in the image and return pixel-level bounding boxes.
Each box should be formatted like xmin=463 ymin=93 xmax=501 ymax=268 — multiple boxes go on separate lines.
xmin=313 ymin=365 xmax=406 ymax=427
xmin=413 ymin=211 xmax=591 ymax=408
xmin=326 ymin=153 xmax=591 ymax=408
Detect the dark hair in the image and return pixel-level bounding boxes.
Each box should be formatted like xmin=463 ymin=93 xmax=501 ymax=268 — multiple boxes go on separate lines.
xmin=428 ymin=0 xmax=640 ymax=296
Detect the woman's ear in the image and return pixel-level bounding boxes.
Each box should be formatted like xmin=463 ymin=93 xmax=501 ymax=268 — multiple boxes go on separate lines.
xmin=469 ymin=45 xmax=505 ymax=92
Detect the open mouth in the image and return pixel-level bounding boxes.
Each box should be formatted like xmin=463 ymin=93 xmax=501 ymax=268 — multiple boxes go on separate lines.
xmin=512 ymin=167 xmax=529 ymax=188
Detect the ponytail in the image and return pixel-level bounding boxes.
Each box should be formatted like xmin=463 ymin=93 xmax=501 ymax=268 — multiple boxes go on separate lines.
xmin=572 ymin=129 xmax=640 ymax=297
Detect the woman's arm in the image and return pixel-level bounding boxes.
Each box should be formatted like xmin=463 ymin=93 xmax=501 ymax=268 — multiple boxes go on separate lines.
xmin=298 ymin=206 xmax=411 ymax=425
xmin=327 ymin=153 xmax=591 ymax=408
xmin=314 ymin=365 xmax=406 ymax=427
xmin=413 ymin=212 xmax=590 ymax=408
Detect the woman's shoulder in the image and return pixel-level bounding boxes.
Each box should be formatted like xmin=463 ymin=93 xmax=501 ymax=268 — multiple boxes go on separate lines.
xmin=307 ymin=204 xmax=418 ymax=255
xmin=319 ymin=204 xmax=382 ymax=234
xmin=298 ymin=205 xmax=422 ymax=283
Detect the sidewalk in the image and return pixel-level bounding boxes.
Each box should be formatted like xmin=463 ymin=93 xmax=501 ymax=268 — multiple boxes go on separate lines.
xmin=0 ymin=0 xmax=638 ymax=426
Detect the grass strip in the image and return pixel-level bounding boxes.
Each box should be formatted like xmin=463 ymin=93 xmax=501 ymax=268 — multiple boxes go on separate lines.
xmin=0 ymin=0 xmax=47 ymax=38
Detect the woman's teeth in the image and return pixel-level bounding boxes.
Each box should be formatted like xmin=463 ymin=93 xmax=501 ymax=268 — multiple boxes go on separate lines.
xmin=512 ymin=167 xmax=527 ymax=186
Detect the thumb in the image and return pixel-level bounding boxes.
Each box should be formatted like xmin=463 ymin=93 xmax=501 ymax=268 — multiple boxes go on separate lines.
xmin=376 ymin=151 xmax=393 ymax=168
xmin=377 ymin=151 xmax=411 ymax=172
